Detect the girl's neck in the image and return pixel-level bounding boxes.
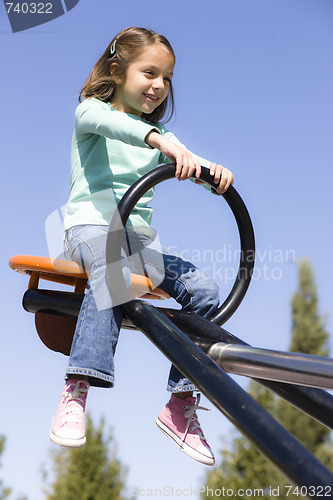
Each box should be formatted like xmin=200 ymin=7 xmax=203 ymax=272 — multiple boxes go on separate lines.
xmin=110 ymin=91 xmax=142 ymax=117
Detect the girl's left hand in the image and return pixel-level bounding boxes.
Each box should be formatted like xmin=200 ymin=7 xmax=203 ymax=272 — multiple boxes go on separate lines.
xmin=208 ymin=163 xmax=234 ymax=194
xmin=194 ymin=163 xmax=234 ymax=193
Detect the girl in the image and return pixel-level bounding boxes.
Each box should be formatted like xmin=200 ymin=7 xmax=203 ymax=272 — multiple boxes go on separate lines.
xmin=50 ymin=27 xmax=234 ymax=467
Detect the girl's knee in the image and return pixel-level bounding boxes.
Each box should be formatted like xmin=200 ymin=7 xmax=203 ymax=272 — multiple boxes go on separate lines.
xmin=206 ymin=279 xmax=220 ymax=304
xmin=191 ymin=277 xmax=220 ymax=317
xmin=204 ymin=279 xmax=220 ymax=304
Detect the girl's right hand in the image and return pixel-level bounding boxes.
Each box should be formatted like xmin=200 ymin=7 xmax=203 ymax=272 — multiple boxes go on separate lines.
xmin=145 ymin=131 xmax=201 ymax=181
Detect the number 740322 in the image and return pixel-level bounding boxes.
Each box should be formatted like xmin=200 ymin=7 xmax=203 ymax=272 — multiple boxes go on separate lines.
xmin=5 ymin=3 xmax=53 ymax=14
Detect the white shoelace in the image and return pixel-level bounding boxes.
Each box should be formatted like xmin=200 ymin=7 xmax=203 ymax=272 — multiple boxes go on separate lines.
xmin=61 ymin=381 xmax=89 ymax=424
xmin=182 ymin=394 xmax=212 ymax=444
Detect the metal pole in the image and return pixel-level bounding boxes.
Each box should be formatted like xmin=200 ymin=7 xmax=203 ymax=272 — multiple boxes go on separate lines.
xmin=208 ymin=342 xmax=333 ymax=389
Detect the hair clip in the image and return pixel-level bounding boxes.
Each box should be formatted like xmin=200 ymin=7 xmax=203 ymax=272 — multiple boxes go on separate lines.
xmin=110 ymin=40 xmax=117 ymax=55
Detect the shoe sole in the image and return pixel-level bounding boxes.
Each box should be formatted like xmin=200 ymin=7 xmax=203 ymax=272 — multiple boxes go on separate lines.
xmin=156 ymin=418 xmax=215 ymax=466
xmin=50 ymin=430 xmax=86 ymax=447
xmin=50 ymin=420 xmax=86 ymax=448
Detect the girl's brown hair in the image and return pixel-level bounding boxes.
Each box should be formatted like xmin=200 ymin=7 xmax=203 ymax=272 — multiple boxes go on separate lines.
xmin=79 ymin=27 xmax=176 ymax=123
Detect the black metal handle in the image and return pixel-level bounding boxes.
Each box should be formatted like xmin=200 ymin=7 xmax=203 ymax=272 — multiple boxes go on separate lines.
xmin=106 ymin=164 xmax=255 ymax=325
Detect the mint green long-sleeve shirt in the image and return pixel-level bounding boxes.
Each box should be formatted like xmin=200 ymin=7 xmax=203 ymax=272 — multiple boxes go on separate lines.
xmin=64 ymin=98 xmax=211 ymax=234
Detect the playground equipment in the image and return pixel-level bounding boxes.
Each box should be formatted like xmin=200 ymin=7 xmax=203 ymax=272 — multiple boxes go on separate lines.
xmin=9 ymin=254 xmax=169 ymax=354
xmin=10 ymin=165 xmax=333 ymax=495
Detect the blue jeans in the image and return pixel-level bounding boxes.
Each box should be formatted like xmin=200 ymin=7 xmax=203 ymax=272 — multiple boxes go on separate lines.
xmin=64 ymin=225 xmax=220 ymax=390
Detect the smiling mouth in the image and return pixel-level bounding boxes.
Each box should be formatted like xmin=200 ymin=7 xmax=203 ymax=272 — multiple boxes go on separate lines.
xmin=144 ymin=93 xmax=159 ymax=102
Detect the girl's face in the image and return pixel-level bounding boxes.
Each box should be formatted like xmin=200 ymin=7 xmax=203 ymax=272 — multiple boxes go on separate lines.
xmin=111 ymin=44 xmax=174 ymax=117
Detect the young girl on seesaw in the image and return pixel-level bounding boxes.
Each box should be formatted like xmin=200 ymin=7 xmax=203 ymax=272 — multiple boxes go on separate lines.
xmin=50 ymin=27 xmax=233 ymax=466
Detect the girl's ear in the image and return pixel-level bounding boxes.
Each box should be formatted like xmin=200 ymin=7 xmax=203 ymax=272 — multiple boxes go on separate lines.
xmin=110 ymin=63 xmax=123 ymax=85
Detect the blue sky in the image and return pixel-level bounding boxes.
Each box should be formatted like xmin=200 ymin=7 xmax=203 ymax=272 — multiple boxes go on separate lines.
xmin=1 ymin=0 xmax=333 ymax=498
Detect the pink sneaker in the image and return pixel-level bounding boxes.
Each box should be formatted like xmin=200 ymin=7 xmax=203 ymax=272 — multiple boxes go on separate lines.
xmin=50 ymin=378 xmax=89 ymax=447
xmin=156 ymin=393 xmax=215 ymax=466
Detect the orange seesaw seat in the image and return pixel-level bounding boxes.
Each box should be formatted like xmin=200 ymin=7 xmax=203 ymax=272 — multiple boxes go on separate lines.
xmin=9 ymin=255 xmax=170 ymax=355
xmin=9 ymin=254 xmax=170 ymax=300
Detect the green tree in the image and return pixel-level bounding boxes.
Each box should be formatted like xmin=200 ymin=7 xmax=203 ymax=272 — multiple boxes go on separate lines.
xmin=203 ymin=259 xmax=332 ymax=499
xmin=276 ymin=260 xmax=333 ymax=467
xmin=289 ymin=259 xmax=329 ymax=357
xmin=44 ymin=413 xmax=128 ymax=500
xmin=0 ymin=436 xmax=11 ymax=500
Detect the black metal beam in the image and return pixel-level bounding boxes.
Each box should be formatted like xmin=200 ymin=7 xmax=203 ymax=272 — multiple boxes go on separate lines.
xmin=22 ymin=288 xmax=83 ymax=317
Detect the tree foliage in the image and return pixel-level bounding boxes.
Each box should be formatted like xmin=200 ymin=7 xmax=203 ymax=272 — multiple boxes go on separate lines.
xmin=44 ymin=413 xmax=128 ymax=500
xmin=276 ymin=260 xmax=332 ymax=464
xmin=203 ymin=259 xmax=332 ymax=499
xmin=0 ymin=436 xmax=11 ymax=500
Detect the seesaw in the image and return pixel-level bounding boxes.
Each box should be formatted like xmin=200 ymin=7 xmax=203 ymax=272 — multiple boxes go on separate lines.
xmin=9 ymin=253 xmax=170 ymax=355
xmin=10 ymin=165 xmax=333 ymax=494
